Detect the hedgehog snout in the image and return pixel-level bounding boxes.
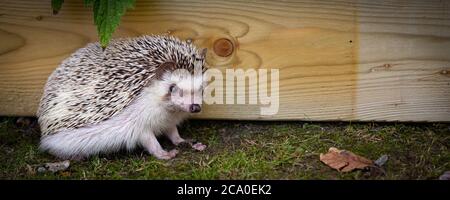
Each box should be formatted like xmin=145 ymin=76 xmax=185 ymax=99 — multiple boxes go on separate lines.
xmin=189 ymin=104 xmax=201 ymax=113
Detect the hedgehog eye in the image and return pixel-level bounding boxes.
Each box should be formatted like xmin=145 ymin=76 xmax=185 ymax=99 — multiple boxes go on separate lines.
xmin=169 ymin=84 xmax=176 ymax=93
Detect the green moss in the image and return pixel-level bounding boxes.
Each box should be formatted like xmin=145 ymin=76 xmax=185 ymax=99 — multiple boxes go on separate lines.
xmin=0 ymin=117 xmax=448 ymax=180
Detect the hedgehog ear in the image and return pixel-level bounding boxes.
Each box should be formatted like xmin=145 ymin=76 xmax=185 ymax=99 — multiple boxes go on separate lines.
xmin=200 ymin=48 xmax=207 ymax=58
xmin=155 ymin=62 xmax=176 ymax=80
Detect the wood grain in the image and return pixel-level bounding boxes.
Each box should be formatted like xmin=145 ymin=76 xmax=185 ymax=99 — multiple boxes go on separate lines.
xmin=0 ymin=0 xmax=449 ymax=122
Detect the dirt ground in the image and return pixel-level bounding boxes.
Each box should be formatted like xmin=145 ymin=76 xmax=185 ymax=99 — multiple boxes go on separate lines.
xmin=0 ymin=117 xmax=449 ymax=179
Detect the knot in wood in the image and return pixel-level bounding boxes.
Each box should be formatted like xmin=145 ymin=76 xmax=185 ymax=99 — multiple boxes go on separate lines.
xmin=213 ymin=38 xmax=234 ymax=57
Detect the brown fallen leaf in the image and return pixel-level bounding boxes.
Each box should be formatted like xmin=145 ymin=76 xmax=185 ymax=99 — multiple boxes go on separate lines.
xmin=320 ymin=147 xmax=373 ymax=172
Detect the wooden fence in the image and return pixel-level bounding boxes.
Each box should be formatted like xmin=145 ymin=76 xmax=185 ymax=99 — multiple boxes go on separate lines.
xmin=0 ymin=0 xmax=449 ymax=121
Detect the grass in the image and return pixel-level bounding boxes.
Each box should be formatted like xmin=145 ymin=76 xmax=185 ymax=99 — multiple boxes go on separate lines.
xmin=0 ymin=117 xmax=449 ymax=180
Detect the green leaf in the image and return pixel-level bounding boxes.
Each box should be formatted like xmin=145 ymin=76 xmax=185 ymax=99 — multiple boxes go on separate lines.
xmin=85 ymin=0 xmax=136 ymax=48
xmin=51 ymin=0 xmax=64 ymax=15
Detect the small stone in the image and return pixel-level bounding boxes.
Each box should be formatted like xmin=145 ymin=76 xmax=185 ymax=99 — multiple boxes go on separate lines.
xmin=37 ymin=167 xmax=46 ymax=173
xmin=45 ymin=160 xmax=70 ymax=173
xmin=37 ymin=160 xmax=71 ymax=173
xmin=439 ymin=171 xmax=450 ymax=180
xmin=374 ymin=155 xmax=389 ymax=167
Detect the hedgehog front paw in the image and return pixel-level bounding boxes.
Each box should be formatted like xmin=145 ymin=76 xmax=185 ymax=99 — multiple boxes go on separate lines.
xmin=153 ymin=149 xmax=178 ymax=160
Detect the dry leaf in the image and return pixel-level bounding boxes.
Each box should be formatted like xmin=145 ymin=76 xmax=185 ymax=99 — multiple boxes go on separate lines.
xmin=320 ymin=147 xmax=373 ymax=172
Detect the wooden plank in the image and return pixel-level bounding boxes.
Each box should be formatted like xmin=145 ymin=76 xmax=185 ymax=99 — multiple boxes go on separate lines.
xmin=0 ymin=0 xmax=449 ymax=121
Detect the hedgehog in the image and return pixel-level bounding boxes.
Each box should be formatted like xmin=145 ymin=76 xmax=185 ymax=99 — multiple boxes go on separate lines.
xmin=37 ymin=35 xmax=208 ymax=160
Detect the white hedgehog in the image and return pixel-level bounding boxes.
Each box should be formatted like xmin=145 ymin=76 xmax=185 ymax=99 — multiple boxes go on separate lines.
xmin=37 ymin=35 xmax=208 ymax=160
